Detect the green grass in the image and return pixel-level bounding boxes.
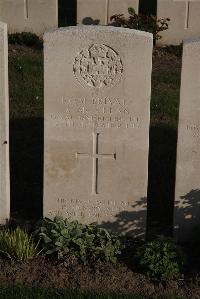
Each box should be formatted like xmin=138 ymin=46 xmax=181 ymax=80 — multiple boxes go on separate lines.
xmin=148 ymin=54 xmax=181 ymax=235
xmin=9 ymin=49 xmax=43 ymax=119
xmin=151 ymin=69 xmax=180 ymax=127
xmin=0 ymin=227 xmax=40 ymax=261
xmin=0 ymin=285 xmax=185 ymax=299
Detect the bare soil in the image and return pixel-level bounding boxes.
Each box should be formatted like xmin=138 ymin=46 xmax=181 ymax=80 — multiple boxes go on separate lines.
xmin=0 ymin=255 xmax=199 ymax=299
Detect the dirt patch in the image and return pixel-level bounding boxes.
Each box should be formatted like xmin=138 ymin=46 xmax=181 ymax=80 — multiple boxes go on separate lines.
xmin=0 ymin=256 xmax=199 ymax=298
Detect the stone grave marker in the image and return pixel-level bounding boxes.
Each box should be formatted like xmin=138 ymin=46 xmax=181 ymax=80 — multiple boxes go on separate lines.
xmin=0 ymin=0 xmax=58 ymax=36
xmin=77 ymin=0 xmax=139 ymax=25
xmin=157 ymin=0 xmax=200 ymax=45
xmin=44 ymin=26 xmax=153 ymax=237
xmin=175 ymin=38 xmax=200 ymax=241
xmin=0 ymin=22 xmax=10 ymax=223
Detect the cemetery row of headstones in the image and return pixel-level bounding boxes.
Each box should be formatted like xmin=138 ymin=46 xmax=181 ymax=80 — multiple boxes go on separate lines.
xmin=0 ymin=0 xmax=58 ymax=36
xmin=1 ymin=20 xmax=200 ymax=242
xmin=76 ymin=0 xmax=139 ymax=26
xmin=1 ymin=0 xmax=200 ymax=45
xmin=157 ymin=0 xmax=200 ymax=45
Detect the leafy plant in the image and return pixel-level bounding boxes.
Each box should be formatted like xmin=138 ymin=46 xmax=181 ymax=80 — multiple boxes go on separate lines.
xmin=8 ymin=32 xmax=41 ymax=47
xmin=35 ymin=216 xmax=123 ymax=264
xmin=136 ymin=237 xmax=185 ymax=279
xmin=0 ymin=227 xmax=41 ymax=262
xmin=110 ymin=7 xmax=170 ymax=42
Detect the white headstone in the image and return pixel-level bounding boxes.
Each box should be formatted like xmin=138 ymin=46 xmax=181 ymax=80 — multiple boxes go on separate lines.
xmin=157 ymin=0 xmax=200 ymax=45
xmin=0 ymin=22 xmax=10 ymax=223
xmin=175 ymin=38 xmax=200 ymax=241
xmin=0 ymin=0 xmax=58 ymax=36
xmin=44 ymin=26 xmax=153 ymax=237
xmin=77 ymin=0 xmax=139 ymax=25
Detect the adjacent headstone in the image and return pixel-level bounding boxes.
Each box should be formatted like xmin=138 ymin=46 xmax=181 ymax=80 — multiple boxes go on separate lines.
xmin=77 ymin=0 xmax=139 ymax=25
xmin=44 ymin=26 xmax=153 ymax=237
xmin=157 ymin=0 xmax=200 ymax=45
xmin=0 ymin=0 xmax=58 ymax=36
xmin=0 ymin=22 xmax=10 ymax=223
xmin=174 ymin=38 xmax=200 ymax=241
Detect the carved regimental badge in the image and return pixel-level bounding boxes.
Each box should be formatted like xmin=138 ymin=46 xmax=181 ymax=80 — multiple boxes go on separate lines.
xmin=73 ymin=44 xmax=123 ymax=89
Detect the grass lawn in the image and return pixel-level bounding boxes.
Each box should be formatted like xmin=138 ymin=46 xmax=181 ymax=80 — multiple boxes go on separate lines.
xmin=148 ymin=49 xmax=181 ymax=237
xmin=0 ymin=285 xmax=140 ymax=299
xmin=0 ymin=285 xmax=185 ymax=299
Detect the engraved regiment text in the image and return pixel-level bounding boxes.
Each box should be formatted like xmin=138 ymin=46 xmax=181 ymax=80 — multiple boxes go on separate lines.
xmin=50 ymin=96 xmax=140 ymax=129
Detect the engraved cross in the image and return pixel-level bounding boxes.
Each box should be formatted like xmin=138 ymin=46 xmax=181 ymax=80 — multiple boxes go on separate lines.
xmin=174 ymin=0 xmax=200 ymax=29
xmin=24 ymin=0 xmax=29 ymax=19
xmin=76 ymin=133 xmax=116 ymax=195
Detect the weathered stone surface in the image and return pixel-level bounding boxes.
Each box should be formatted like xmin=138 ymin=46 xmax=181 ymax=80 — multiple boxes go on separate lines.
xmin=0 ymin=22 xmax=10 ymax=223
xmin=44 ymin=26 xmax=153 ymax=237
xmin=77 ymin=0 xmax=139 ymax=25
xmin=175 ymin=38 xmax=200 ymax=241
xmin=0 ymin=0 xmax=58 ymax=36
xmin=157 ymin=0 xmax=200 ymax=45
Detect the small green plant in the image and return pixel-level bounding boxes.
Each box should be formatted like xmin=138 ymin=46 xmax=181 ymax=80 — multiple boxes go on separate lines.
xmin=8 ymin=32 xmax=41 ymax=47
xmin=0 ymin=227 xmax=41 ymax=262
xmin=35 ymin=216 xmax=123 ymax=264
xmin=136 ymin=237 xmax=185 ymax=279
xmin=110 ymin=7 xmax=170 ymax=42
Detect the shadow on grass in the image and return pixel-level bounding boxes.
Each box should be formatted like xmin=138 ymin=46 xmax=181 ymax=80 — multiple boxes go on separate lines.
xmin=99 ymin=197 xmax=147 ymax=238
xmin=147 ymin=124 xmax=177 ymax=238
xmin=10 ymin=118 xmax=43 ymax=221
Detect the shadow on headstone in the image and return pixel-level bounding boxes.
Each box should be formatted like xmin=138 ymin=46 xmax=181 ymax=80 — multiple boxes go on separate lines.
xmin=174 ymin=189 xmax=200 ymax=241
xmin=98 ymin=197 xmax=147 ymax=238
xmin=174 ymin=189 xmax=200 ymax=274
xmin=82 ymin=17 xmax=100 ymax=25
xmin=10 ymin=117 xmax=43 ymax=222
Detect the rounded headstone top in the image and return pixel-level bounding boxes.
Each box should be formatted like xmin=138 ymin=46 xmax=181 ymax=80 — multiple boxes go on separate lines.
xmin=44 ymin=25 xmax=153 ymax=41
